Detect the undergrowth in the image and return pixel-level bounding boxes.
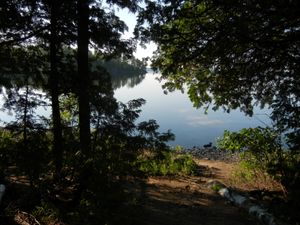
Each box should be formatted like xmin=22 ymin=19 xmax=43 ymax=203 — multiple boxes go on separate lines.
xmin=229 ymin=159 xmax=283 ymax=191
xmin=136 ymin=149 xmax=197 ymax=176
xmin=218 ymin=127 xmax=300 ymax=191
xmin=32 ymin=201 xmax=60 ymax=225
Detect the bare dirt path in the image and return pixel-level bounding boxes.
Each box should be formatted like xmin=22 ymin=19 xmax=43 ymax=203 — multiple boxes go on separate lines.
xmin=124 ymin=159 xmax=260 ymax=225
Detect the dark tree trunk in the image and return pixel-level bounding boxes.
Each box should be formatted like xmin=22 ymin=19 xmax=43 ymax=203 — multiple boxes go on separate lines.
xmin=23 ymin=82 xmax=32 ymax=187
xmin=77 ymin=0 xmax=91 ymax=156
xmin=72 ymin=0 xmax=91 ymax=203
xmin=50 ymin=1 xmax=63 ymax=175
xmin=23 ymin=83 xmax=29 ymax=148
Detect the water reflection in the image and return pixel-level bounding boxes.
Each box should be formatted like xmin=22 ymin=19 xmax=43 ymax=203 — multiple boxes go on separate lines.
xmin=111 ymin=73 xmax=146 ymax=89
xmin=0 ymin=70 xmax=272 ymax=148
xmin=114 ymin=71 xmax=272 ymax=148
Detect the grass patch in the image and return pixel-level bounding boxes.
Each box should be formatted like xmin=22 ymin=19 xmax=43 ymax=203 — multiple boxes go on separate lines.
xmin=32 ymin=201 xmax=60 ymax=225
xmin=229 ymin=160 xmax=283 ymax=191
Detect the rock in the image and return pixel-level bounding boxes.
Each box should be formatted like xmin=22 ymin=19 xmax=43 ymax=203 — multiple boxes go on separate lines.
xmin=203 ymin=142 xmax=212 ymax=148
xmin=185 ymin=146 xmax=239 ymax=162
xmin=208 ymin=180 xmax=278 ymax=225
xmin=218 ymin=188 xmax=249 ymax=207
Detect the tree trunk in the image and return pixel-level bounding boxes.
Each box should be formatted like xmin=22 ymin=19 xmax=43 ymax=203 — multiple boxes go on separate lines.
xmin=23 ymin=83 xmax=29 ymax=147
xmin=50 ymin=1 xmax=63 ymax=175
xmin=73 ymin=0 xmax=91 ymax=203
xmin=77 ymin=0 xmax=91 ymax=156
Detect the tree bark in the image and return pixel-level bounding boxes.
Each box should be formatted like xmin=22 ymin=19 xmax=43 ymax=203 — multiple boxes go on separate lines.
xmin=50 ymin=1 xmax=63 ymax=175
xmin=77 ymin=0 xmax=91 ymax=156
xmin=23 ymin=83 xmax=29 ymax=147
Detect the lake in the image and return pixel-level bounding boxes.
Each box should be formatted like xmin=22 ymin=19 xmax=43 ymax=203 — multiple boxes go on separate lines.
xmin=0 ymin=71 xmax=272 ymax=148
xmin=114 ymin=70 xmax=272 ymax=148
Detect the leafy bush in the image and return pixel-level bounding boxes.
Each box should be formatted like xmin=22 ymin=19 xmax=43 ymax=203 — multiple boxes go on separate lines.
xmin=0 ymin=129 xmax=14 ymax=181
xmin=137 ymin=150 xmax=197 ymax=176
xmin=63 ymin=98 xmax=178 ymax=225
xmin=217 ymin=127 xmax=300 ymax=189
xmin=32 ymin=201 xmax=60 ymax=225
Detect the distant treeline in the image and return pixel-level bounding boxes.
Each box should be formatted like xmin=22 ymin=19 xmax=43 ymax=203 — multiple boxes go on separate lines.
xmin=97 ymin=58 xmax=148 ymax=89
xmin=0 ymin=47 xmax=147 ymax=91
xmin=98 ymin=58 xmax=147 ymax=78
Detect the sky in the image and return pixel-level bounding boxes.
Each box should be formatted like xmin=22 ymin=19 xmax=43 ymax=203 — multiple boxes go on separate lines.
xmin=114 ymin=7 xmax=157 ymax=61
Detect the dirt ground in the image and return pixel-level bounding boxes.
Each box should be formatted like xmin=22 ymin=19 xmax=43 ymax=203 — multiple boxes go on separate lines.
xmin=121 ymin=159 xmax=261 ymax=225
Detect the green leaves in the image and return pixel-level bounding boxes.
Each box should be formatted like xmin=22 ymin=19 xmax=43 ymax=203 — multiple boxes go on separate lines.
xmin=218 ymin=127 xmax=300 ymax=188
xmin=137 ymin=150 xmax=197 ymax=176
xmin=218 ymin=127 xmax=282 ymax=154
xmin=138 ymin=0 xmax=300 ymax=148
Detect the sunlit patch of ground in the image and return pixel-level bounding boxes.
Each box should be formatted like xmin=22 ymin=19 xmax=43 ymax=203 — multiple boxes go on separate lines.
xmin=120 ymin=159 xmax=260 ymax=225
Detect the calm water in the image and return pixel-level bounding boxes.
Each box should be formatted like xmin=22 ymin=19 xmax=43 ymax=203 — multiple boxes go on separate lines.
xmin=114 ymin=70 xmax=272 ymax=148
xmin=0 ymin=71 xmax=272 ymax=148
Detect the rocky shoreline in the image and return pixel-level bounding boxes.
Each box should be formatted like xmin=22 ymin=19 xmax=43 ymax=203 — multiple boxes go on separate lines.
xmin=182 ymin=146 xmax=240 ymax=162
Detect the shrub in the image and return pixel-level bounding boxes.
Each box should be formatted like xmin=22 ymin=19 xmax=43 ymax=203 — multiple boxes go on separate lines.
xmin=217 ymin=127 xmax=300 ymax=190
xmin=0 ymin=129 xmax=14 ymax=181
xmin=137 ymin=150 xmax=197 ymax=176
xmin=32 ymin=201 xmax=60 ymax=225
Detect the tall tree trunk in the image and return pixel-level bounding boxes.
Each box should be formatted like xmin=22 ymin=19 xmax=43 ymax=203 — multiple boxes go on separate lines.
xmin=77 ymin=0 xmax=91 ymax=156
xmin=23 ymin=83 xmax=29 ymax=148
xmin=23 ymin=82 xmax=33 ymax=187
xmin=50 ymin=1 xmax=63 ymax=175
xmin=73 ymin=0 xmax=91 ymax=204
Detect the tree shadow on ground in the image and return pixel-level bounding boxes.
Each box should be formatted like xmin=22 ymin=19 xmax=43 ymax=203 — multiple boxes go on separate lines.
xmin=118 ymin=177 xmax=260 ymax=225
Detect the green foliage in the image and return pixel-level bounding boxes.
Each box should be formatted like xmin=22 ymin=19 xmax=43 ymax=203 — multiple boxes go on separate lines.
xmin=218 ymin=127 xmax=300 ymax=189
xmin=137 ymin=150 xmax=197 ymax=176
xmin=56 ymin=96 xmax=176 ymax=224
xmin=1 ymin=84 xmax=50 ymax=186
xmin=218 ymin=127 xmax=283 ymax=169
xmin=59 ymin=93 xmax=79 ymax=127
xmin=0 ymin=129 xmax=14 ymax=180
xmin=32 ymin=201 xmax=60 ymax=225
xmin=0 ymin=46 xmax=48 ymax=89
xmin=0 ymin=1 xmax=169 ymax=224
xmin=0 ymin=129 xmax=50 ymax=187
xmin=211 ymin=184 xmax=223 ymax=192
xmin=232 ymin=160 xmax=259 ymax=183
xmin=15 ymin=131 xmax=50 ymax=186
xmin=137 ymin=0 xmax=300 ymax=148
